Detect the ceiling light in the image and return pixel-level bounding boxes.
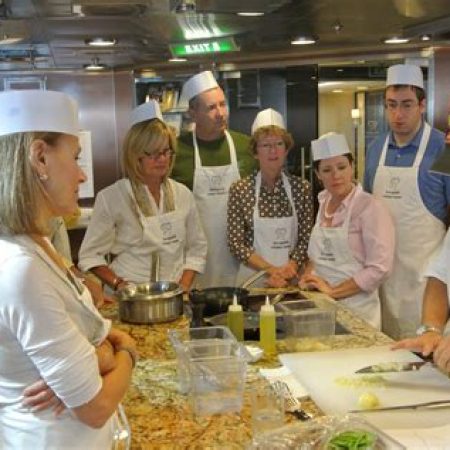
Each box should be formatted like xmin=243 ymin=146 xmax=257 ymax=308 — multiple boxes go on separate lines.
xmin=85 ymin=37 xmax=117 ymax=47
xmin=332 ymin=89 xmax=344 ymax=93
xmin=357 ymin=86 xmax=368 ymax=91
xmin=237 ymin=12 xmax=265 ymax=17
xmin=168 ymin=57 xmax=187 ymax=62
xmin=420 ymin=34 xmax=431 ymax=41
xmin=384 ymin=36 xmax=410 ymax=44
xmin=291 ymin=36 xmax=317 ymax=45
xmin=84 ymin=57 xmax=106 ymax=71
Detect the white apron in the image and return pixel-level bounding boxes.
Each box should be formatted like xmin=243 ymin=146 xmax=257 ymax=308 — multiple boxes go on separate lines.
xmin=135 ymin=183 xmax=186 ymax=282
xmin=308 ymin=187 xmax=381 ymax=329
xmin=373 ymin=122 xmax=446 ymax=339
xmin=192 ymin=128 xmax=240 ymax=288
xmin=236 ymin=172 xmax=297 ymax=287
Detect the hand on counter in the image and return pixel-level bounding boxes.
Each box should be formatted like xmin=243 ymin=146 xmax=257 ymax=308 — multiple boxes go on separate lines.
xmin=22 ymin=379 xmax=65 ymax=416
xmin=392 ymin=332 xmax=443 ymax=358
xmin=298 ymin=273 xmax=333 ymax=296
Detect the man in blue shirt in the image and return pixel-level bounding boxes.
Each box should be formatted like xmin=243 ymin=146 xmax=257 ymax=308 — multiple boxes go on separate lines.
xmin=364 ymin=64 xmax=450 ymax=340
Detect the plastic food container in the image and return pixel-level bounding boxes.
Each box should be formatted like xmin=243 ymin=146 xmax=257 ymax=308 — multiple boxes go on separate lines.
xmin=168 ymin=326 xmax=249 ymax=415
xmin=276 ymin=300 xmax=336 ymax=337
xmin=248 ymin=415 xmax=406 ymax=449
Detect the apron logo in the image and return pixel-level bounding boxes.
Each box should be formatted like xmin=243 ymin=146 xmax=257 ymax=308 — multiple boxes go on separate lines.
xmin=160 ymin=221 xmax=178 ymax=244
xmin=384 ymin=176 xmax=402 ymax=199
xmin=207 ymin=174 xmax=226 ymax=195
xmin=388 ymin=176 xmax=400 ymax=191
xmin=160 ymin=222 xmax=172 ymax=236
xmin=275 ymin=227 xmax=287 ymax=240
xmin=323 ymin=237 xmax=333 ymax=254
xmin=210 ymin=175 xmax=223 ymax=188
xmin=319 ymin=237 xmax=335 ymax=261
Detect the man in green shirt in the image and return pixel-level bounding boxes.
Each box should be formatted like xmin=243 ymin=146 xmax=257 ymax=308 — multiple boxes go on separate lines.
xmin=172 ymin=71 xmax=256 ymax=288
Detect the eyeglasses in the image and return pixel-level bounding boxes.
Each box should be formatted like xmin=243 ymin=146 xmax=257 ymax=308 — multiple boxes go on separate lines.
xmin=385 ymin=100 xmax=419 ymax=112
xmin=143 ymin=148 xmax=175 ymax=160
xmin=257 ymin=141 xmax=286 ymax=152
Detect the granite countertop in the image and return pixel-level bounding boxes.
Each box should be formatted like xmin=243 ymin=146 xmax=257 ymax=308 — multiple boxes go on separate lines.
xmin=101 ymin=291 xmax=392 ymax=449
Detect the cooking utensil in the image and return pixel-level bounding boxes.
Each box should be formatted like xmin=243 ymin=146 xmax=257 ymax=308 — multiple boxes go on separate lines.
xmin=188 ymin=287 xmax=249 ymax=317
xmin=355 ymin=361 xmax=430 ymax=374
xmin=117 ymin=281 xmax=183 ymax=324
xmin=349 ymin=399 xmax=450 ymax=413
xmin=272 ymin=380 xmax=312 ymax=421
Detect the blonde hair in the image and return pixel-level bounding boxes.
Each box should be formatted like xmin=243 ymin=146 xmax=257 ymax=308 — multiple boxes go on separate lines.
xmin=121 ymin=119 xmax=177 ymax=217
xmin=0 ymin=131 xmax=62 ymax=235
xmin=249 ymin=125 xmax=294 ymax=155
xmin=122 ymin=119 xmax=176 ymax=181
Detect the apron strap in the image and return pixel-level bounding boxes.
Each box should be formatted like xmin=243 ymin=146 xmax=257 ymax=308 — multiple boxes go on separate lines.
xmin=378 ymin=122 xmax=431 ymax=168
xmin=192 ymin=128 xmax=239 ymax=169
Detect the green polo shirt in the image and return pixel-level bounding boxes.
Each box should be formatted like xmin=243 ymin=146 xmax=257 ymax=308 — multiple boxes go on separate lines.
xmin=171 ymin=129 xmax=257 ymax=190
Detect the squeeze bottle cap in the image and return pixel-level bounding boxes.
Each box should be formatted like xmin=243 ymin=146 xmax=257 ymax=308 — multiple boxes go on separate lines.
xmin=261 ymin=295 xmax=275 ymax=313
xmin=228 ymin=294 xmax=242 ymax=312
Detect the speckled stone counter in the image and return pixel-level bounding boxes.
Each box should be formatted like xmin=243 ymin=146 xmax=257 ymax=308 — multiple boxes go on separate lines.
xmin=101 ymin=292 xmax=392 ymax=449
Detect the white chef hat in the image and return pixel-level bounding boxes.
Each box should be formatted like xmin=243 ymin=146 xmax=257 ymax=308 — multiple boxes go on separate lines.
xmin=130 ymin=100 xmax=163 ymax=126
xmin=178 ymin=70 xmax=219 ymax=109
xmin=251 ymin=108 xmax=286 ymax=135
xmin=0 ymin=90 xmax=79 ymax=137
xmin=386 ymin=64 xmax=424 ymax=89
xmin=311 ymin=132 xmax=350 ymax=161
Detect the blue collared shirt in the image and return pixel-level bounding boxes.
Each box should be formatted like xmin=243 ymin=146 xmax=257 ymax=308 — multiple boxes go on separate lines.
xmin=364 ymin=122 xmax=450 ymax=222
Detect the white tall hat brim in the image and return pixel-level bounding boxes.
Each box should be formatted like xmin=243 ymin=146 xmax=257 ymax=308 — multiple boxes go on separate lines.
xmin=0 ymin=90 xmax=79 ymax=137
xmin=251 ymin=108 xmax=286 ymax=135
xmin=178 ymin=70 xmax=219 ymax=109
xmin=130 ymin=100 xmax=163 ymax=126
xmin=386 ymin=64 xmax=424 ymax=89
xmin=311 ymin=132 xmax=350 ymax=161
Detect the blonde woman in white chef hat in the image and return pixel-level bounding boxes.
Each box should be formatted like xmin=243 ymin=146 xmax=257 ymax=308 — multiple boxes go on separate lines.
xmin=78 ymin=100 xmax=207 ymax=292
xmin=299 ymin=133 xmax=395 ymax=329
xmin=227 ymin=108 xmax=314 ymax=288
xmin=0 ymin=90 xmax=135 ymax=448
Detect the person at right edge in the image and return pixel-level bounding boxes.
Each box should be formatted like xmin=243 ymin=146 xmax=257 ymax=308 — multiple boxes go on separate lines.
xmin=364 ymin=63 xmax=450 ymax=340
xmin=171 ymin=71 xmax=257 ymax=288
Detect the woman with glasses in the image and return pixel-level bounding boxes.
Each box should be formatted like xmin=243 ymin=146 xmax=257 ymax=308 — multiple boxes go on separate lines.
xmin=300 ymin=133 xmax=395 ymax=329
xmin=79 ymin=101 xmax=207 ymax=292
xmin=227 ymin=108 xmax=314 ymax=288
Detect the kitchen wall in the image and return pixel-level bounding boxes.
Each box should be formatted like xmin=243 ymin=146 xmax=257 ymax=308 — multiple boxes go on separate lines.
xmin=319 ymin=91 xmax=355 ymax=152
xmin=0 ymin=70 xmax=135 ymax=202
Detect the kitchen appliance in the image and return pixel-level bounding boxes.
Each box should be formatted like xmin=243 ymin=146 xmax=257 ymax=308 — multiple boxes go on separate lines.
xmin=117 ymin=281 xmax=183 ymax=324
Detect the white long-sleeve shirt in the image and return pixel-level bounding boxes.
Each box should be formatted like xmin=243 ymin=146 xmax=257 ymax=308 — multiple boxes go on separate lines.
xmin=78 ymin=178 xmax=207 ymax=283
xmin=0 ymin=235 xmax=113 ymax=449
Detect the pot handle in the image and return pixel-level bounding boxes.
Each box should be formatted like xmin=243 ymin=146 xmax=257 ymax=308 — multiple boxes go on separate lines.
xmin=240 ymin=269 xmax=267 ymax=289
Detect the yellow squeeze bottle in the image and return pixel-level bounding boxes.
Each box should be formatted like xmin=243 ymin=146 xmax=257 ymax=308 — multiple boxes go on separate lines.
xmin=227 ymin=294 xmax=244 ymax=341
xmin=259 ymin=295 xmax=276 ymax=356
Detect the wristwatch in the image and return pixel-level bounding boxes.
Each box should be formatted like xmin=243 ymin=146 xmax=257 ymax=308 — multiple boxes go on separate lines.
xmin=416 ymin=324 xmax=443 ymax=336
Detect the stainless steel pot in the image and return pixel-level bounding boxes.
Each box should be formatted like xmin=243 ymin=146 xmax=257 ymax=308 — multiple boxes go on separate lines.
xmin=117 ymin=281 xmax=183 ymax=324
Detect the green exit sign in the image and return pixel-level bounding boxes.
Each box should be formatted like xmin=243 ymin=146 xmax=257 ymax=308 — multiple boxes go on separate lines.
xmin=170 ymin=38 xmax=238 ymax=57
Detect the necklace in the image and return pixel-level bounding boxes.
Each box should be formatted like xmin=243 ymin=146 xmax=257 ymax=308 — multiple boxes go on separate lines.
xmin=324 ymin=197 xmax=338 ymax=220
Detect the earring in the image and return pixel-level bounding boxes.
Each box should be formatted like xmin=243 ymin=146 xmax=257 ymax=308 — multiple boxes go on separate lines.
xmin=39 ymin=173 xmax=49 ymax=181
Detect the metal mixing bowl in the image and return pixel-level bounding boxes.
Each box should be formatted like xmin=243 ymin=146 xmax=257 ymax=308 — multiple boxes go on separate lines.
xmin=117 ymin=281 xmax=183 ymax=324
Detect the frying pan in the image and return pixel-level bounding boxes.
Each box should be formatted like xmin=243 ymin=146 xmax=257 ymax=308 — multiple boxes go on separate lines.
xmin=188 ymin=287 xmax=250 ymax=318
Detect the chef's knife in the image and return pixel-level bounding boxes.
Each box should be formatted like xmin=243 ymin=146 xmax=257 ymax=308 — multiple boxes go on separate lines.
xmin=355 ymin=360 xmax=430 ymax=373
xmin=349 ymin=399 xmax=450 ymax=413
xmin=356 ymin=352 xmax=434 ymax=373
